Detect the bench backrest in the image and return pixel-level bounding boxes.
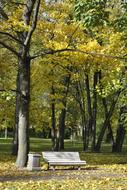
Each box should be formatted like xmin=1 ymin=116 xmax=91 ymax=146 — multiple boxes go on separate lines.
xmin=42 ymin=152 xmax=81 ymax=161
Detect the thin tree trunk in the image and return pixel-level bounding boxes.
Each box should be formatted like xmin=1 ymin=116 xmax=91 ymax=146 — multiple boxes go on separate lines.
xmin=59 ymin=108 xmax=66 ymax=150
xmin=59 ymin=75 xmax=71 ymax=150
xmin=4 ymin=128 xmax=8 ymax=139
xmin=102 ymin=97 xmax=115 ymax=144
xmin=91 ymin=72 xmax=98 ymax=151
xmin=85 ymin=74 xmax=93 ymax=134
xmin=98 ymin=71 xmax=114 ymax=144
xmin=76 ymin=81 xmax=87 ymax=151
xmin=51 ymin=85 xmax=59 ymax=151
xmin=12 ymin=71 xmax=20 ymax=155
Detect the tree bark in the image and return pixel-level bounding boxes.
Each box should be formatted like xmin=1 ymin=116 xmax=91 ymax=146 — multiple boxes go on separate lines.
xmin=102 ymin=97 xmax=115 ymax=144
xmin=16 ymin=56 xmax=30 ymax=167
xmin=59 ymin=107 xmax=66 ymax=150
xmin=95 ymin=91 xmax=121 ymax=152
xmin=15 ymin=0 xmax=40 ymax=167
xmin=85 ymin=74 xmax=93 ymax=136
xmin=76 ymin=81 xmax=87 ymax=150
xmin=12 ymin=70 xmax=20 ymax=155
xmin=91 ymin=72 xmax=98 ymax=151
xmin=58 ymin=75 xmax=71 ymax=150
xmin=51 ymin=85 xmax=59 ymax=151
xmin=112 ymin=105 xmax=127 ymax=152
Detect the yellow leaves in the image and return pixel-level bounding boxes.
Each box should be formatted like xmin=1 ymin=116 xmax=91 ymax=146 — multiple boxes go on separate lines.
xmin=86 ymin=40 xmax=102 ymax=52
xmin=103 ymin=32 xmax=126 ymax=58
xmin=0 ymin=6 xmax=29 ymax=32
xmin=1 ymin=153 xmax=127 ymax=190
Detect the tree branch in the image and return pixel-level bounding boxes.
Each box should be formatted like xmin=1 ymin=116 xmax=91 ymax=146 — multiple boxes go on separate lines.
xmin=0 ymin=40 xmax=19 ymax=57
xmin=0 ymin=6 xmax=8 ymax=20
xmin=0 ymin=32 xmax=25 ymax=46
xmin=31 ymin=48 xmax=127 ymax=60
xmin=0 ymin=89 xmax=16 ymax=92
xmin=10 ymin=1 xmax=26 ymax=6
xmin=24 ymin=0 xmax=41 ymax=46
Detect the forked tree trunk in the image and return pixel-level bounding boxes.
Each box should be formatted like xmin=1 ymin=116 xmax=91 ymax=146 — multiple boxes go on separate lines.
xmin=95 ymin=91 xmax=121 ymax=152
xmin=15 ymin=0 xmax=40 ymax=167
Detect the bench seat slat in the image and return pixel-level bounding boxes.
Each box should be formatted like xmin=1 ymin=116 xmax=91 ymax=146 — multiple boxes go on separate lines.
xmin=49 ymin=161 xmax=86 ymax=165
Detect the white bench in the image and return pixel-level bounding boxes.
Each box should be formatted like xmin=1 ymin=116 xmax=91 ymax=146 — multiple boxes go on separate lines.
xmin=42 ymin=151 xmax=86 ymax=170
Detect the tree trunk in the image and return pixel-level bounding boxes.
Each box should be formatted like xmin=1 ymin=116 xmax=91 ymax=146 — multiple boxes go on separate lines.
xmin=91 ymin=72 xmax=98 ymax=151
xmin=95 ymin=91 xmax=121 ymax=152
xmin=12 ymin=71 xmax=20 ymax=155
xmin=112 ymin=106 xmax=127 ymax=152
xmin=76 ymin=81 xmax=87 ymax=150
xmin=4 ymin=128 xmax=8 ymax=139
xmin=0 ymin=0 xmax=40 ymax=167
xmin=58 ymin=75 xmax=71 ymax=150
xmin=102 ymin=97 xmax=115 ymax=144
xmin=51 ymin=85 xmax=59 ymax=151
xmin=112 ymin=126 xmax=125 ymax=152
xmin=85 ymin=74 xmax=93 ymax=134
xmin=16 ymin=56 xmax=30 ymax=167
xmin=82 ymin=115 xmax=87 ymax=151
xmin=15 ymin=0 xmax=40 ymax=167
xmin=59 ymin=108 xmax=66 ymax=150
xmin=98 ymin=71 xmax=114 ymax=144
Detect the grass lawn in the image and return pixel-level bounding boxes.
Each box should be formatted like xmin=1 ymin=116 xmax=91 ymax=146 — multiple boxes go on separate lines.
xmin=0 ymin=138 xmax=127 ymax=190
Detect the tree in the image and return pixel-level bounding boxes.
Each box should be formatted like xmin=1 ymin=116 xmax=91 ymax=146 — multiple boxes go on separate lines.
xmin=0 ymin=0 xmax=41 ymax=167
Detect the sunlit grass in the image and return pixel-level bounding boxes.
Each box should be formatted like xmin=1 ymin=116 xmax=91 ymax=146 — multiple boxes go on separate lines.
xmin=0 ymin=137 xmax=127 ymax=165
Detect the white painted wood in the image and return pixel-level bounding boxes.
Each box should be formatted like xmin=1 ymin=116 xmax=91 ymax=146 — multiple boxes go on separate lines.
xmin=42 ymin=152 xmax=86 ymax=169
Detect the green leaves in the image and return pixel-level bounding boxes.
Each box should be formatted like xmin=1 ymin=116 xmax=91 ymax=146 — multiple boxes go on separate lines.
xmin=74 ymin=0 xmax=109 ymax=28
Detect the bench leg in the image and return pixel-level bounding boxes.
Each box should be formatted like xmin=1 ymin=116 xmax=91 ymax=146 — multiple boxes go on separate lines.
xmin=52 ymin=166 xmax=55 ymax=171
xmin=47 ymin=164 xmax=49 ymax=170
xmin=78 ymin=166 xmax=81 ymax=170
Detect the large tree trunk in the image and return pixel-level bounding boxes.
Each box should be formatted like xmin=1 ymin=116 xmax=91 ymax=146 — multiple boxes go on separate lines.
xmin=15 ymin=0 xmax=40 ymax=167
xmin=0 ymin=0 xmax=40 ymax=167
xmin=16 ymin=56 xmax=30 ymax=167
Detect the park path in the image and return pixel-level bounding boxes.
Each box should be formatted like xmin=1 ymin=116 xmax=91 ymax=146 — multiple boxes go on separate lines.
xmin=0 ymin=168 xmax=127 ymax=182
